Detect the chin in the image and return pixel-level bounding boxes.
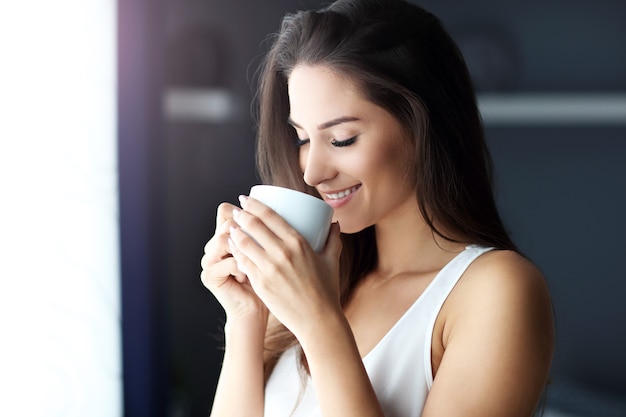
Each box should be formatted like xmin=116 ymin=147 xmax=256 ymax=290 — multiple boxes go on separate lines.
xmin=337 ymin=220 xmax=371 ymax=235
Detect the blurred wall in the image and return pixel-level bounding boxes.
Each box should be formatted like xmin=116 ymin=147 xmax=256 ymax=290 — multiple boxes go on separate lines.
xmin=149 ymin=1 xmax=626 ymax=416
xmin=159 ymin=1 xmax=323 ymax=416
xmin=420 ymin=2 xmax=626 ymax=415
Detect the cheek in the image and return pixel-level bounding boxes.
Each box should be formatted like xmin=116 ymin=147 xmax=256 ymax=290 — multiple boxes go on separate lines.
xmin=370 ymin=143 xmax=400 ymax=173
xmin=370 ymin=141 xmax=414 ymax=188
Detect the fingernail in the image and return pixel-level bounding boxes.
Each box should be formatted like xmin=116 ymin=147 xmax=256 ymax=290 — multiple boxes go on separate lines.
xmin=238 ymin=195 xmax=248 ymax=206
xmin=229 ymin=226 xmax=237 ymax=235
xmin=228 ymin=237 xmax=235 ymax=248
xmin=232 ymin=208 xmax=241 ymax=219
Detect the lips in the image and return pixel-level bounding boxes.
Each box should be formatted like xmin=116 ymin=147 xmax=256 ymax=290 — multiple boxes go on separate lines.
xmin=321 ymin=184 xmax=361 ymax=210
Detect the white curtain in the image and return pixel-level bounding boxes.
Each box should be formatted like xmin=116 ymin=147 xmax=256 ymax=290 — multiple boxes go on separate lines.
xmin=0 ymin=1 xmax=121 ymax=416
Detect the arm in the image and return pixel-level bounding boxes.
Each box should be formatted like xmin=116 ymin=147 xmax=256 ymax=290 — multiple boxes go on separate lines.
xmin=210 ymin=314 xmax=266 ymax=417
xmin=228 ymin=197 xmax=385 ymax=417
xmin=422 ymin=250 xmax=554 ymax=417
xmin=200 ymin=203 xmax=268 ymax=417
xmin=297 ymin=310 xmax=385 ymax=417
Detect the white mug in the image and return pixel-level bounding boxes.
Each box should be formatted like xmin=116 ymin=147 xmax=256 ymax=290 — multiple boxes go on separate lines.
xmin=248 ymin=185 xmax=334 ymax=252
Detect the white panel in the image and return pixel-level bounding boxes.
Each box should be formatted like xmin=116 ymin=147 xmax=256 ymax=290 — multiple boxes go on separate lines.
xmin=163 ymin=88 xmax=245 ymax=123
xmin=479 ymin=93 xmax=626 ymax=125
xmin=0 ymin=1 xmax=121 ymax=416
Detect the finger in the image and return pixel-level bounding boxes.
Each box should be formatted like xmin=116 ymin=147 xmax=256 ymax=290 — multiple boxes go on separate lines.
xmin=215 ymin=202 xmax=239 ymax=233
xmin=228 ymin=227 xmax=265 ymax=277
xmin=200 ymin=251 xmax=240 ymax=281
xmin=232 ymin=206 xmax=287 ymax=254
xmin=216 ymin=217 xmax=239 ymax=236
xmin=200 ymin=247 xmax=245 ymax=278
xmin=204 ymin=218 xmax=240 ymax=261
xmin=239 ymin=195 xmax=293 ymax=233
xmin=235 ymin=197 xmax=303 ymax=253
xmin=200 ymin=256 xmax=246 ymax=290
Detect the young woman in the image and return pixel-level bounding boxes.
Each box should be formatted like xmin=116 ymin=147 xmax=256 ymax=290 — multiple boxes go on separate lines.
xmin=201 ymin=0 xmax=554 ymax=416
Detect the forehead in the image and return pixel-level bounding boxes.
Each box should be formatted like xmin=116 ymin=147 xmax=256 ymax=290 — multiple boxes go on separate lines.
xmin=287 ymin=65 xmax=367 ymax=123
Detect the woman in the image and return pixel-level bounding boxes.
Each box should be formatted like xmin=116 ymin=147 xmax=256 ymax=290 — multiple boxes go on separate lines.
xmin=201 ymin=0 xmax=554 ymax=416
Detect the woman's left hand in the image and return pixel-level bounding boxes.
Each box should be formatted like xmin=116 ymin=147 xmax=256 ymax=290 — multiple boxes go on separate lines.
xmin=228 ymin=195 xmax=343 ymax=340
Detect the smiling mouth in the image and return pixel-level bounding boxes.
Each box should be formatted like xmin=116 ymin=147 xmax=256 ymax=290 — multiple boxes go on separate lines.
xmin=324 ymin=185 xmax=361 ymax=200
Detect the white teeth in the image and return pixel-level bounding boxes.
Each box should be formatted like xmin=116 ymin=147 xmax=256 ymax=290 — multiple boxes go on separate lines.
xmin=325 ymin=186 xmax=359 ymax=200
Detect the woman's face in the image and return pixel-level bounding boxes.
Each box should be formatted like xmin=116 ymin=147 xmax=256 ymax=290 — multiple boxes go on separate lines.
xmin=288 ymin=64 xmax=417 ymax=233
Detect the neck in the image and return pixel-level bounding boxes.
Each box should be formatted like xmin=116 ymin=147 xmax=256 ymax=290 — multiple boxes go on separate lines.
xmin=373 ymin=199 xmax=466 ymax=278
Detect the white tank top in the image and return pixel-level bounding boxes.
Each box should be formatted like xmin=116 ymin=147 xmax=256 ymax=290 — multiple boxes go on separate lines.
xmin=264 ymin=245 xmax=494 ymax=417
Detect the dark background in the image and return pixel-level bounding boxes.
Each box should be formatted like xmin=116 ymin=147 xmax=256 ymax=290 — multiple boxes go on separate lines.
xmin=118 ymin=1 xmax=626 ymax=416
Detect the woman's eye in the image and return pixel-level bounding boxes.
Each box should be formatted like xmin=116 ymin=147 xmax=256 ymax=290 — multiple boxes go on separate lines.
xmin=295 ymin=138 xmax=310 ymax=147
xmin=331 ymin=136 xmax=358 ymax=147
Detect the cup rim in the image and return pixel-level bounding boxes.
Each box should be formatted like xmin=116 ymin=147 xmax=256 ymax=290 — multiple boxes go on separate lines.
xmin=249 ymin=184 xmax=331 ymax=209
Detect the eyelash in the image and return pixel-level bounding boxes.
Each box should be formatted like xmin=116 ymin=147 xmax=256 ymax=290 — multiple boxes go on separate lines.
xmin=331 ymin=136 xmax=358 ymax=147
xmin=295 ymin=136 xmax=358 ymax=148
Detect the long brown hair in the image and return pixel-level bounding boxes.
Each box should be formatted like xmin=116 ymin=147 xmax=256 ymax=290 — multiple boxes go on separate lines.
xmin=253 ymin=0 xmax=516 ymax=380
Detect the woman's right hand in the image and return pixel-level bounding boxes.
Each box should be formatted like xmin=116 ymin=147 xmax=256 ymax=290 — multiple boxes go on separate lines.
xmin=200 ymin=203 xmax=268 ymax=325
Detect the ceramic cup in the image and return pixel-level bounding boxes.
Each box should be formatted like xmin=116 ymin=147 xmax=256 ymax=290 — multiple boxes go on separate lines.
xmin=248 ymin=185 xmax=334 ymax=252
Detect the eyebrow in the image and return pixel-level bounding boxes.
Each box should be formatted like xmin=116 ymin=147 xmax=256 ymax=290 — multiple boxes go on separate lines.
xmin=287 ymin=116 xmax=361 ymax=131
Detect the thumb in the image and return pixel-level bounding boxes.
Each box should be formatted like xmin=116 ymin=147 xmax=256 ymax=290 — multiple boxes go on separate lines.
xmin=322 ymin=221 xmax=342 ymax=260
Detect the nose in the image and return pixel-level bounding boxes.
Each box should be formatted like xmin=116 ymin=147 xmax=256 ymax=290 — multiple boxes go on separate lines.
xmin=300 ymin=142 xmax=336 ymax=187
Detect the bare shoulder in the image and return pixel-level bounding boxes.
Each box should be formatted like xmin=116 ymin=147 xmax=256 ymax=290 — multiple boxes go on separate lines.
xmin=426 ymin=249 xmax=554 ymax=416
xmin=445 ymin=249 xmax=554 ymax=345
xmin=451 ymin=249 xmax=550 ymax=310
xmin=470 ymin=248 xmax=544 ymax=280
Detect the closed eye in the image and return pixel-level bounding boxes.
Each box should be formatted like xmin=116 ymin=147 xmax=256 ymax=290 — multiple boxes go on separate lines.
xmin=331 ymin=136 xmax=358 ymax=147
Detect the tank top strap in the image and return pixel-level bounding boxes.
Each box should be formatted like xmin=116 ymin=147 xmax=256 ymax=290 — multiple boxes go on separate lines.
xmin=422 ymin=244 xmax=495 ymax=388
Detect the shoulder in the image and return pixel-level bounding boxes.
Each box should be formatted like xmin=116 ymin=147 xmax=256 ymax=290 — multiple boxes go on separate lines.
xmin=425 ymin=250 xmax=554 ymax=416
xmin=441 ymin=248 xmax=555 ymax=379
xmin=466 ymin=248 xmax=546 ymax=286
xmin=455 ymin=249 xmax=550 ymax=309
xmin=445 ymin=249 xmax=553 ymax=333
